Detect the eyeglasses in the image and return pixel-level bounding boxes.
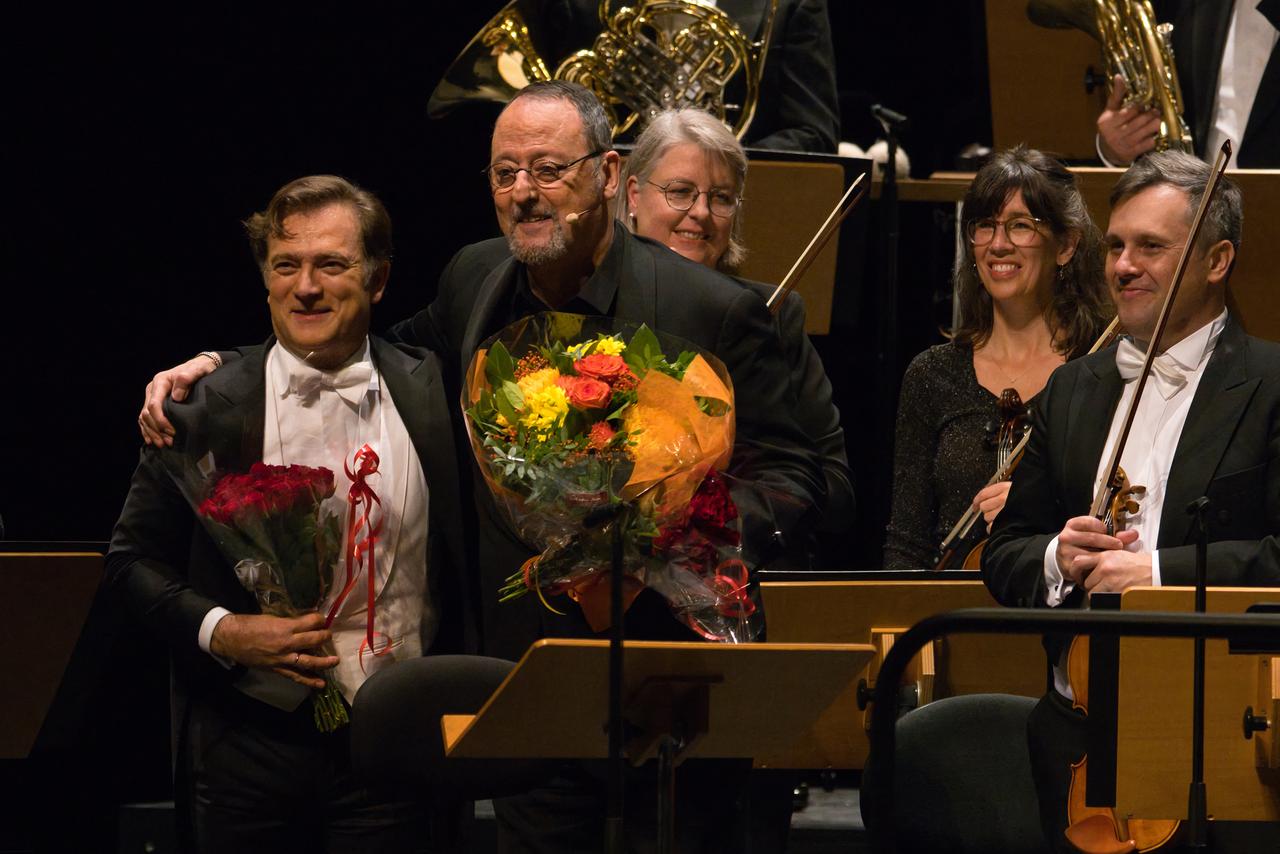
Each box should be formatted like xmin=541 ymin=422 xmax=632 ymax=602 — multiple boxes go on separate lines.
xmin=966 ymin=215 xmax=1046 ymax=247
xmin=647 ymin=180 xmax=741 ymax=218
xmin=483 ymin=150 xmax=605 ymax=192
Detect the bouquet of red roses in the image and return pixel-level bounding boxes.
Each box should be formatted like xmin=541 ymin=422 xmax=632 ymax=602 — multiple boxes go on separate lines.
xmin=464 ymin=312 xmax=761 ymax=642
xmin=195 ymin=462 xmax=347 ymax=731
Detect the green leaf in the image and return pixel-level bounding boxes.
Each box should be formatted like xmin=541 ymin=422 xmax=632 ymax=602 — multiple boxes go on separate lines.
xmin=695 ymin=395 xmax=731 ymax=417
xmin=625 ymin=324 xmax=664 ymax=375
xmin=485 ymin=341 xmax=516 ymax=387
xmin=494 ymin=380 xmax=524 ymax=425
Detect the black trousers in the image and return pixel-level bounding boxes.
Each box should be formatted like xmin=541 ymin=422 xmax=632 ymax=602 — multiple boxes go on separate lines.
xmin=184 ymin=690 xmax=442 ymax=854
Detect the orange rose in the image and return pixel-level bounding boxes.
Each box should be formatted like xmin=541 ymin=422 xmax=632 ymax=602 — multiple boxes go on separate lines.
xmin=574 ymin=353 xmax=629 ymax=383
xmin=557 ymin=376 xmax=612 ymax=410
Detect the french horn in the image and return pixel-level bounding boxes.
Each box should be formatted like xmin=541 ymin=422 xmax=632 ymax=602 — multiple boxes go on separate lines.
xmin=1027 ymin=0 xmax=1193 ymax=154
xmin=428 ymin=0 xmax=777 ymax=140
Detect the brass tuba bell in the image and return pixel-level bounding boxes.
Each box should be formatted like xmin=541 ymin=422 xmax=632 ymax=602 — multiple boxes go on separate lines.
xmin=1027 ymin=0 xmax=1193 ymax=154
xmin=429 ymin=0 xmax=777 ymax=140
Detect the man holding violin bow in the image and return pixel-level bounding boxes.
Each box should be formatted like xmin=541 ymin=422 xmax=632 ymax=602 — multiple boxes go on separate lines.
xmin=983 ymin=149 xmax=1280 ymax=852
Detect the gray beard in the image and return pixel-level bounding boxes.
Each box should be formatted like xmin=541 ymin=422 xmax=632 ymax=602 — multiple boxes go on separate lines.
xmin=507 ymin=218 xmax=569 ymax=266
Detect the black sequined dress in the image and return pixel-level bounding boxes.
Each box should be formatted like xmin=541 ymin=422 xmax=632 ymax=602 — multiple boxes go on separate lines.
xmin=883 ymin=342 xmax=1034 ymax=571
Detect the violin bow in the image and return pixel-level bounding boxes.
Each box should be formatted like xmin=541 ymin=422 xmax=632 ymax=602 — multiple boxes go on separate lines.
xmin=766 ymin=172 xmax=867 ymax=314
xmin=1089 ymin=139 xmax=1231 ymax=518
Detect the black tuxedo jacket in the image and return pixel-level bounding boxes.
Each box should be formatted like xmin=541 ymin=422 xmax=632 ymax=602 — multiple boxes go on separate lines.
xmin=105 ymin=337 xmax=473 ymax=723
xmin=741 ymin=281 xmax=853 ymax=532
xmin=1163 ymin=0 xmax=1280 ymax=167
xmin=984 ymin=317 xmax=1280 ymax=611
xmin=391 ymin=226 xmax=823 ymax=658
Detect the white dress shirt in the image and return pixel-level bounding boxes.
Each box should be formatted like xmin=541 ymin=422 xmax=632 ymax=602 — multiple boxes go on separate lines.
xmin=1205 ymin=1 xmax=1280 ymax=168
xmin=1043 ymin=311 xmax=1227 ymax=697
xmin=198 ymin=339 xmax=431 ymax=708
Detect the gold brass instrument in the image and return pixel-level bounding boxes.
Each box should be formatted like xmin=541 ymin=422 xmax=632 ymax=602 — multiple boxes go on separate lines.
xmin=1027 ymin=0 xmax=1193 ymax=154
xmin=429 ymin=0 xmax=778 ymax=139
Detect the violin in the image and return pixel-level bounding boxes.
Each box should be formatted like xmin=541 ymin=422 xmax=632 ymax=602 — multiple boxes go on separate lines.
xmin=1060 ymin=139 xmax=1232 ymax=854
xmin=1064 ymin=470 xmax=1173 ymax=854
xmin=935 ymin=387 xmax=1030 ymax=570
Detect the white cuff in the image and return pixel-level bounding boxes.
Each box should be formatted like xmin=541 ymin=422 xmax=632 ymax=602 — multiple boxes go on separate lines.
xmin=1151 ymin=550 xmax=1162 ymax=587
xmin=1043 ymin=535 xmax=1075 ymax=606
xmin=1095 ymin=132 xmax=1122 ymax=168
xmin=198 ymin=607 xmax=235 ymax=668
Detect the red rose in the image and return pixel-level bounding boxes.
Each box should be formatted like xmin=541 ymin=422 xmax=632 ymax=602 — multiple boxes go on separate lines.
xmin=688 ymin=472 xmax=739 ymax=536
xmin=574 ymin=354 xmax=629 ymax=383
xmin=557 ymin=375 xmax=612 ymax=410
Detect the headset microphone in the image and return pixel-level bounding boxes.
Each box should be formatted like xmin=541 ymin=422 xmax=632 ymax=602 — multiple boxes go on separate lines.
xmin=564 ymin=202 xmax=599 ymax=224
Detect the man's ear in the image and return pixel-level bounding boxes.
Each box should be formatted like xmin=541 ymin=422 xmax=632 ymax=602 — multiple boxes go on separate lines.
xmin=600 ymin=150 xmax=622 ymax=201
xmin=1205 ymin=238 xmax=1235 ymax=286
xmin=368 ymin=261 xmax=390 ymax=304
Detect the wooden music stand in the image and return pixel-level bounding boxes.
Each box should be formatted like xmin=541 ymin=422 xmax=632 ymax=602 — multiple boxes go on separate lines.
xmin=1111 ymin=587 xmax=1280 ymax=822
xmin=757 ymin=575 xmax=1045 ymax=768
xmin=0 ymin=551 xmax=103 ymax=758
xmin=441 ymin=638 xmax=873 ymax=764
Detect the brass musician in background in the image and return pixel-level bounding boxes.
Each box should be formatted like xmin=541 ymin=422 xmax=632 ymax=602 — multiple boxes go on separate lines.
xmin=429 ymin=0 xmax=840 ymax=152
xmin=1030 ymin=0 xmax=1280 ymax=168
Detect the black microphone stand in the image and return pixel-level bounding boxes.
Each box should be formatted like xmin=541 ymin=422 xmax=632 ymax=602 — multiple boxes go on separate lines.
xmin=871 ymin=103 xmax=909 ymax=505
xmin=583 ymin=501 xmax=629 ymax=854
xmin=1184 ymin=496 xmax=1211 ymax=852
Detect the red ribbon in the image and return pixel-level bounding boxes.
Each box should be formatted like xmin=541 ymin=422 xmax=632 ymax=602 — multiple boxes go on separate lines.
xmin=684 ymin=558 xmax=756 ymax=641
xmin=325 ymin=444 xmax=389 ymax=669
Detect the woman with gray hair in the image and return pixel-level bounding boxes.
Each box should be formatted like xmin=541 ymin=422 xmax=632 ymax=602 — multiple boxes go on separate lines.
xmin=620 ymin=108 xmax=854 ymax=535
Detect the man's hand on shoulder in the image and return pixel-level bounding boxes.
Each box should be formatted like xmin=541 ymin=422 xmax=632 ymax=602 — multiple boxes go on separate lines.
xmin=1055 ymin=515 xmax=1139 ymax=585
xmin=139 ymin=354 xmax=220 ymax=446
xmin=209 ymin=612 xmax=338 ymax=690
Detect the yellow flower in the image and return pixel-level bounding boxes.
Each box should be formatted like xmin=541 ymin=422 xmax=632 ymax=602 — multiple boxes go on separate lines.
xmin=594 ymin=336 xmax=626 ymax=356
xmin=568 ymin=335 xmax=626 ymax=359
xmin=520 ymin=385 xmax=570 ymax=435
xmin=517 ymin=367 xmax=561 ymax=398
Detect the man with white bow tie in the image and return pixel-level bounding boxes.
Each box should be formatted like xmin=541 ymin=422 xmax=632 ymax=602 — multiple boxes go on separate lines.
xmin=106 ymin=175 xmax=471 ymax=853
xmin=983 ymin=152 xmax=1280 ymax=851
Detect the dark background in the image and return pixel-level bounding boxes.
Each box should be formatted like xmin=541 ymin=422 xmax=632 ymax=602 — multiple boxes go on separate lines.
xmin=2 ymin=1 xmax=993 ymax=848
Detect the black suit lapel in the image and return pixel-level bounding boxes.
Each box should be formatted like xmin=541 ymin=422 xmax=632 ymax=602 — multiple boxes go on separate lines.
xmin=1180 ymin=0 xmax=1233 ymax=153
xmin=1064 ymin=354 xmax=1125 ymax=515
xmin=1243 ymin=40 xmax=1280 ymax=158
xmin=373 ymin=339 xmax=461 ymax=522
xmin=1159 ymin=322 xmax=1259 ymax=546
xmin=613 ymin=230 xmax=657 ymax=329
xmin=202 ymin=344 xmax=268 ymax=472
xmin=460 ymin=257 xmax=520 ymax=377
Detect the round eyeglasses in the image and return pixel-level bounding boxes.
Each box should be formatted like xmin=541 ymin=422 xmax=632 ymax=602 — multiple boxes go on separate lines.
xmin=647 ymin=180 xmax=741 ymax=218
xmin=966 ymin=215 xmax=1046 ymax=247
xmin=483 ymin=150 xmax=604 ymax=192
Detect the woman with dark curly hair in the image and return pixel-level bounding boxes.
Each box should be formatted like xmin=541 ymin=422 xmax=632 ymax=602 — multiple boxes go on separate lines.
xmin=883 ymin=146 xmax=1112 ymax=570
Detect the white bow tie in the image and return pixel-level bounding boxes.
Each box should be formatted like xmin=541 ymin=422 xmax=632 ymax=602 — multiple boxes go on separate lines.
xmin=284 ymin=360 xmax=374 ymax=407
xmin=1115 ymin=339 xmax=1188 ymax=400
